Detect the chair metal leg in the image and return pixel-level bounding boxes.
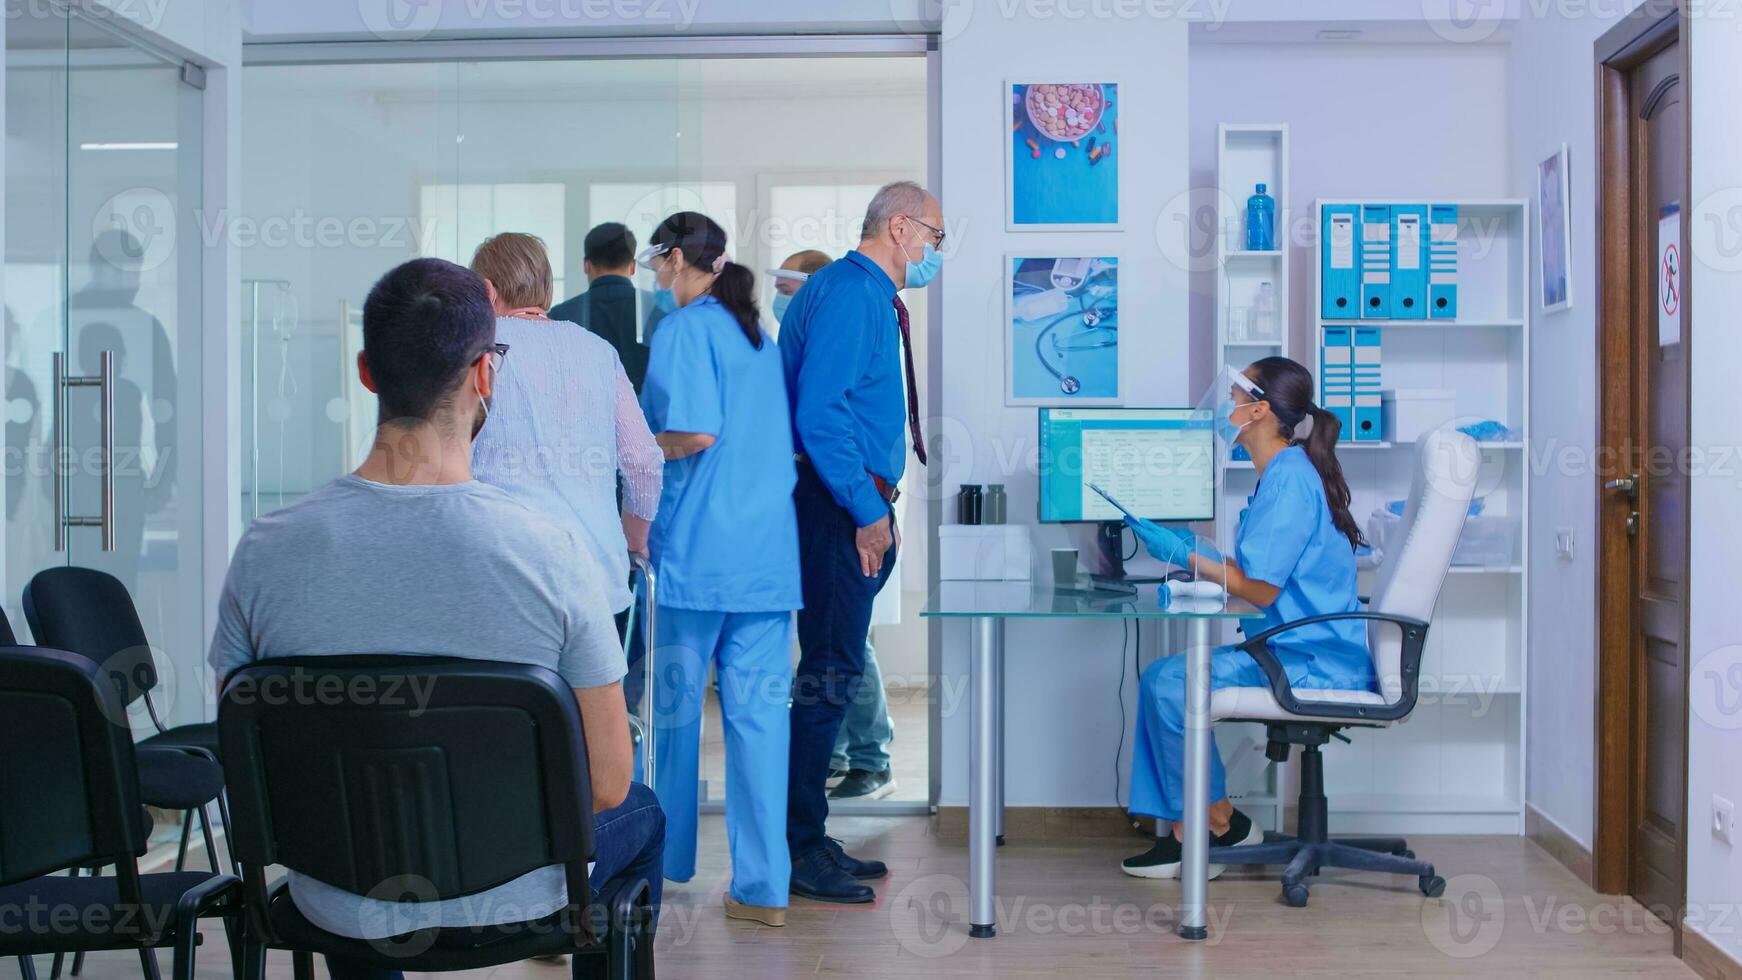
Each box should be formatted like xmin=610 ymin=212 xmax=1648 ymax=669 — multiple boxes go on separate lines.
xmin=215 ymin=793 xmax=240 ymax=877
xmin=291 ymin=950 xmax=314 ymax=980
xmin=1335 ymin=836 xmax=1408 ymax=854
xmin=138 ymin=948 xmax=163 ymax=980
xmin=240 ymin=941 xmax=266 ymax=980
xmin=1317 ymin=842 xmax=1436 ymax=878
xmin=1207 ymin=839 xmax=1305 ymax=866
xmin=18 ymin=955 xmax=38 ymax=980
xmin=174 ymin=811 xmax=194 ymax=872
xmin=48 ymin=952 xmax=62 ymax=979
xmin=197 ymin=805 xmax=220 ymax=874
xmin=68 ymin=951 xmax=83 ymax=976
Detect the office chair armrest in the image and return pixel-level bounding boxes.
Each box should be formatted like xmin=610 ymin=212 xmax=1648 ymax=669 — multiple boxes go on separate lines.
xmin=1234 ymin=611 xmax=1429 ymax=723
xmin=175 ymin=873 xmax=242 ymax=925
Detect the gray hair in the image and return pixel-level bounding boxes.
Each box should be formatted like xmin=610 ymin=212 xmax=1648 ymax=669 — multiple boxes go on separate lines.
xmin=861 ymin=180 xmax=931 ymax=240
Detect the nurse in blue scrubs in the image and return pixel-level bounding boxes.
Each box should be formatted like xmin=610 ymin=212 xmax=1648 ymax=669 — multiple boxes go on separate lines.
xmin=639 ymin=212 xmax=802 ymax=927
xmin=1121 ymin=357 xmax=1374 ymax=879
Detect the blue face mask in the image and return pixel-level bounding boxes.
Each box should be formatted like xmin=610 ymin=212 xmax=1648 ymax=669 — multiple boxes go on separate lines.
xmin=771 ymin=292 xmax=793 ymax=324
xmin=1216 ymin=399 xmax=1252 ymax=446
xmin=653 ymin=287 xmax=677 ymax=313
xmin=903 ymin=241 xmax=942 ymax=289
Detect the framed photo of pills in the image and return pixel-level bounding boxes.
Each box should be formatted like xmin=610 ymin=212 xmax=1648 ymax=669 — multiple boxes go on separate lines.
xmin=1005 ymin=80 xmax=1120 ymax=230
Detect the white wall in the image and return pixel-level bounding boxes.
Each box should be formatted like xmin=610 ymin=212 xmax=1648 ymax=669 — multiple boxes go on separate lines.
xmin=936 ymin=15 xmax=1191 ymax=806
xmin=1686 ymin=7 xmax=1742 ymax=961
xmin=1504 ymin=0 xmax=1644 ymax=853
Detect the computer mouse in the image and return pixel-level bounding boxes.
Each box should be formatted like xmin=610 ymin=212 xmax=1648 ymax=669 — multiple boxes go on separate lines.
xmin=1165 ymin=569 xmax=1196 ymax=583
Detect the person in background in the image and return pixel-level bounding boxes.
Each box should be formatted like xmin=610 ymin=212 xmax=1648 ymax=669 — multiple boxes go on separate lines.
xmin=550 ymin=222 xmax=667 ymax=393
xmin=208 ymin=258 xmax=662 ymax=980
xmin=779 ymin=180 xmax=942 ymax=902
xmin=469 ymin=234 xmax=664 ymax=730
xmin=773 ymin=249 xmax=903 ymax=803
xmin=640 ymin=211 xmax=802 ymax=928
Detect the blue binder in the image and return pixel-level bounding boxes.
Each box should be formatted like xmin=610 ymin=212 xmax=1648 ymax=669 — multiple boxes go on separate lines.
xmin=1360 ymin=204 xmax=1392 ymax=319
xmin=1320 ymin=327 xmax=1354 ymax=435
xmin=1352 ymin=327 xmax=1383 ymax=441
xmin=1391 ymin=205 xmax=1429 ymax=318
xmin=1428 ymin=204 xmax=1459 ymax=319
xmin=1321 ymin=204 xmax=1360 ymax=319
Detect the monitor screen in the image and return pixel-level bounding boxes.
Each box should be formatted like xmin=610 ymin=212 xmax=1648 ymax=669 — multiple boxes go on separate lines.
xmin=1038 ymin=407 xmax=1215 ymax=523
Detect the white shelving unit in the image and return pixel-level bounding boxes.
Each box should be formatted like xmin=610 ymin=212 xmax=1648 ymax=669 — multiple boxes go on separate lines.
xmin=1312 ymin=198 xmax=1530 ymax=835
xmin=1214 ymin=124 xmax=1290 ymax=830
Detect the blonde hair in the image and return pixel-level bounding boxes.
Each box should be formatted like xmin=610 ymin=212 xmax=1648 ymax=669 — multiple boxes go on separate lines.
xmin=470 ymin=232 xmax=553 ymax=310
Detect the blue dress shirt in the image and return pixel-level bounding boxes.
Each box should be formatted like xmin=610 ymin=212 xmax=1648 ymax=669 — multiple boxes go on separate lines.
xmin=778 ymin=250 xmax=908 ymax=528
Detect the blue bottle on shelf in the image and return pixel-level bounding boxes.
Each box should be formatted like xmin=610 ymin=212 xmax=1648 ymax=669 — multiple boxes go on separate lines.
xmin=1245 ymin=183 xmax=1275 ymax=252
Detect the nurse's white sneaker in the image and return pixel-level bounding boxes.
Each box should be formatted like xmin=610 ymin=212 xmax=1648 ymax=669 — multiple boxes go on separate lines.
xmin=1120 ymin=809 xmax=1260 ymax=880
xmin=1210 ymin=808 xmax=1263 ymax=850
xmin=724 ymin=894 xmax=787 ymax=927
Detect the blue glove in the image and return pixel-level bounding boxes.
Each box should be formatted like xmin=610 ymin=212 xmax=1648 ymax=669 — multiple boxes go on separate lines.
xmin=1123 ymin=515 xmax=1199 ymax=567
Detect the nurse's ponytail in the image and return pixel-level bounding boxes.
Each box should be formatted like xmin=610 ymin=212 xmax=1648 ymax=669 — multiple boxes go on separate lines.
xmin=1247 ymin=356 xmax=1366 ymax=550
xmin=649 ymin=211 xmax=764 ymax=349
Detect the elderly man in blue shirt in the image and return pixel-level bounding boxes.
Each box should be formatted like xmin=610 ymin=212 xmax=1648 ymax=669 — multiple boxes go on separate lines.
xmin=779 ymin=180 xmax=944 ymax=903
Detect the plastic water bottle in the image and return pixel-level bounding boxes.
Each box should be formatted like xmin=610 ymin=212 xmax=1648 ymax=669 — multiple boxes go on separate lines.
xmin=1245 ymin=183 xmax=1275 ymax=251
xmin=1252 ymin=281 xmax=1277 ymax=341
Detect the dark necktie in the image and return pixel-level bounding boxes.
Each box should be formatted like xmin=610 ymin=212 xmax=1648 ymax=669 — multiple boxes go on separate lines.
xmin=892 ymin=295 xmax=927 ymax=466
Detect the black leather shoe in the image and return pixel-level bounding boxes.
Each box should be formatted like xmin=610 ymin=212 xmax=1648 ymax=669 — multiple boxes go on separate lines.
xmin=822 ymin=836 xmax=888 ymax=880
xmin=790 ymin=847 xmax=875 ymax=903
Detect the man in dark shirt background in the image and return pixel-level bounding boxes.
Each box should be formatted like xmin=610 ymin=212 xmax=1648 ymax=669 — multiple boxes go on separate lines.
xmin=549 ymin=222 xmax=666 ymax=393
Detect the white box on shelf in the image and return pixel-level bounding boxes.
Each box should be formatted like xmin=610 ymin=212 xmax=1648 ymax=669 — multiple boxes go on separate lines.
xmin=938 ymin=525 xmax=1034 ymax=581
xmin=1380 ymin=388 xmax=1456 ymax=443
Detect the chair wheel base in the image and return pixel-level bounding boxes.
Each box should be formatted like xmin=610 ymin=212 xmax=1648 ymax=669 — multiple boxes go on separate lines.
xmin=970 ymin=923 xmax=996 ymax=939
xmin=1419 ymin=875 xmax=1446 ymax=898
xmin=1282 ymin=883 xmax=1310 ymax=908
xmin=1178 ymin=925 xmax=1208 ymax=941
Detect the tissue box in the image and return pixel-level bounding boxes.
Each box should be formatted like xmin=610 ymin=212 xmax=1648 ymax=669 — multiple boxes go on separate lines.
xmin=1380 ymin=388 xmax=1456 ymax=444
xmin=938 ymin=525 xmax=1033 ymax=581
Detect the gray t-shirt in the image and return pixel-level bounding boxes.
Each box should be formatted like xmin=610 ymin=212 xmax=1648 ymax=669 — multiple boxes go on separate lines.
xmin=208 ymin=474 xmax=626 ymax=939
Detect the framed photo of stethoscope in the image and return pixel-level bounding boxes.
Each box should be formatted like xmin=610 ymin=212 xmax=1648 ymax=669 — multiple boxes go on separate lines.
xmin=1005 ymin=79 xmax=1121 ymax=230
xmin=1005 ymin=255 xmax=1121 ymax=405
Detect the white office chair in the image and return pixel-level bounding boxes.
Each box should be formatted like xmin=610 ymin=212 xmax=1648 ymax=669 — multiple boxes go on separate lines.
xmin=1206 ymin=424 xmax=1480 ymax=907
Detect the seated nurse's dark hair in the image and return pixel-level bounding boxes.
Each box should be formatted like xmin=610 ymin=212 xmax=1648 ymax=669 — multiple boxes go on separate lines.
xmin=362 ymin=257 xmax=496 ymax=424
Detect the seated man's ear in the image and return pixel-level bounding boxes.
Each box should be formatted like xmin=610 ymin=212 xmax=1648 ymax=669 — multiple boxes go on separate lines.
xmin=483 ymin=278 xmax=499 ymax=307
xmin=356 ymin=351 xmax=377 ymax=393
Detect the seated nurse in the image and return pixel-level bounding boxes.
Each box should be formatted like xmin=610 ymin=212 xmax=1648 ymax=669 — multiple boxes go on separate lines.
xmin=1121 ymin=356 xmax=1373 ymax=879
xmin=638 ymin=211 xmax=803 ymax=928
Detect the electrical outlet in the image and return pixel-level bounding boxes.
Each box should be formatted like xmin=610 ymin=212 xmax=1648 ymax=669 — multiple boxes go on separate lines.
xmin=1714 ymin=795 xmax=1735 ymax=844
xmin=1555 ymin=528 xmax=1575 ymax=560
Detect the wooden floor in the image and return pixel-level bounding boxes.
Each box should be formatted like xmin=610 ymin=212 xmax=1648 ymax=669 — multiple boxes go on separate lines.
xmin=30 ymin=815 xmax=1698 ymax=980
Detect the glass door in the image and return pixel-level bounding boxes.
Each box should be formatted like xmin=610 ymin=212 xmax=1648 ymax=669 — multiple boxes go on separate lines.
xmin=5 ymin=1 xmax=205 ymax=730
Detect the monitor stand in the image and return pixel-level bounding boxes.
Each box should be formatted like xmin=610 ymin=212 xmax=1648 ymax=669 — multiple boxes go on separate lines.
xmin=1093 ymin=520 xmax=1165 ymax=585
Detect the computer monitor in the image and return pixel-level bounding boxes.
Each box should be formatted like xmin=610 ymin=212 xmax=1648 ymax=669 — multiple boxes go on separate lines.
xmin=1038 ymin=407 xmax=1215 ymax=580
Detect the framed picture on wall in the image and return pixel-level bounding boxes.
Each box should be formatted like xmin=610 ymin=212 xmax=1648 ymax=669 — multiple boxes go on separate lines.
xmin=1005 ymin=255 xmax=1120 ymax=405
xmin=1538 ymin=142 xmax=1574 ymax=313
xmin=1005 ymin=80 xmax=1120 ymax=230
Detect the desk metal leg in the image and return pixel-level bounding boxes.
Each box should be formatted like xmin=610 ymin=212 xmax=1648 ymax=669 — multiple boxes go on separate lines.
xmin=995 ymin=630 xmax=1006 ymax=846
xmin=1179 ymin=617 xmax=1212 ymax=940
xmin=969 ymin=616 xmax=1002 ymax=939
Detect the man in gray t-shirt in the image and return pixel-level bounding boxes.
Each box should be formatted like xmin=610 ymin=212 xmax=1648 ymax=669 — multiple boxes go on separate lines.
xmin=208 ymin=259 xmax=663 ymax=968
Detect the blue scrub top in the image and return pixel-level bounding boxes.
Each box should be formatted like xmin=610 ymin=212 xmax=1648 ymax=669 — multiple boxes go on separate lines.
xmin=641 ymin=296 xmax=802 ymax=613
xmin=1234 ymin=445 xmax=1372 ymax=689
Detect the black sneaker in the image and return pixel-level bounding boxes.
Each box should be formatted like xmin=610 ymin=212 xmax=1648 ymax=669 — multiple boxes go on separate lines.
xmin=821 ymin=836 xmax=888 ymax=879
xmin=1121 ymin=835 xmax=1232 ymax=880
xmin=790 ymin=846 xmax=875 ymax=904
xmin=826 ymin=767 xmax=849 ymax=790
xmin=1211 ymin=808 xmax=1263 ymax=849
xmin=829 ymin=768 xmax=896 ymax=801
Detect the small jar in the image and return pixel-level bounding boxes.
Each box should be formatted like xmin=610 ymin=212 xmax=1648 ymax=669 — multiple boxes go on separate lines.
xmin=984 ymin=484 xmax=1008 ymax=525
xmin=957 ymin=484 xmax=983 ymax=525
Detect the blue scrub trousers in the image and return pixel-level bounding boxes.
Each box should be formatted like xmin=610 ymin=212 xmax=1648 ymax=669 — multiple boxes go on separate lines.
xmin=1129 ymin=645 xmax=1313 ymax=822
xmin=653 ymin=606 xmax=793 ymax=907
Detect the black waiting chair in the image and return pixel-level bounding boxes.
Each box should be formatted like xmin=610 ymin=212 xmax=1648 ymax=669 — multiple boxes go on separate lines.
xmin=23 ymin=567 xmax=235 ymax=877
xmin=0 ymin=646 xmax=241 ymax=980
xmin=218 ymin=655 xmax=655 ymax=980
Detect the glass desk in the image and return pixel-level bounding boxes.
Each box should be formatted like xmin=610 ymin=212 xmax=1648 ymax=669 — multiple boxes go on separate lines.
xmin=923 ymin=580 xmax=1262 ymax=942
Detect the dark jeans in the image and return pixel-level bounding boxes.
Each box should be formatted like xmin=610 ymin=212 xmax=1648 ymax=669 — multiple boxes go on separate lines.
xmin=323 ymin=782 xmax=666 ymax=980
xmin=786 ymin=463 xmax=896 ymax=856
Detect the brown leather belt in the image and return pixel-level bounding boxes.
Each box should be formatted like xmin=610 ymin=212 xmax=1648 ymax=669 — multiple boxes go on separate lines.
xmin=795 ymin=454 xmax=899 ymax=504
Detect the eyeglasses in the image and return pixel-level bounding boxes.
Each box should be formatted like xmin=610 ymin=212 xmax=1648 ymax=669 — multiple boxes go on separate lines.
xmin=901 ymin=213 xmax=946 ymax=249
xmin=480 ymin=342 xmax=510 ymax=372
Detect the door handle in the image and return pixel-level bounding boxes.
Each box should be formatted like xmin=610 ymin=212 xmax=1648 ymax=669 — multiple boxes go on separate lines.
xmin=53 ymin=350 xmax=116 ymax=552
xmin=1626 ymin=511 xmax=1640 ymax=537
xmin=1605 ymin=473 xmax=1640 ymax=499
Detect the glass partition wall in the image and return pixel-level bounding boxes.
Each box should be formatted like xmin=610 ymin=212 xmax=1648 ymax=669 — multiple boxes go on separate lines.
xmin=240 ymin=52 xmax=931 ymax=806
xmin=4 ymin=1 xmax=205 ymax=732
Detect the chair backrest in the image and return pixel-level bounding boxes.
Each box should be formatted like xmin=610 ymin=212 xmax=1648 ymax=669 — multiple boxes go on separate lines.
xmin=218 ymin=656 xmax=597 ymax=908
xmin=0 ymin=646 xmax=146 ymax=890
xmin=23 ymin=566 xmax=157 ymax=707
xmin=1367 ymin=425 xmax=1480 ymax=703
xmin=0 ymin=606 xmax=19 ymax=646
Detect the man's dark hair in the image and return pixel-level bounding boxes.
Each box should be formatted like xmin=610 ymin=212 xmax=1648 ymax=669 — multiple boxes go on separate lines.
xmin=361 ymin=258 xmax=495 ymax=424
xmin=583 ymin=222 xmax=637 ymax=270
